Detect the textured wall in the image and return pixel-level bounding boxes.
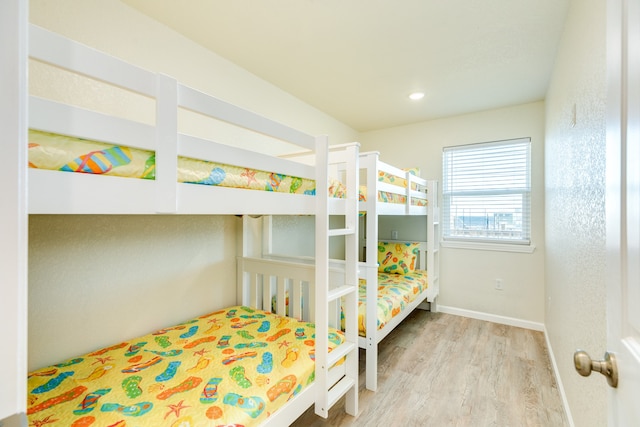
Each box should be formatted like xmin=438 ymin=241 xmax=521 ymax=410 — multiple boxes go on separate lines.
xmin=544 ymin=0 xmax=608 ymax=425
xmin=28 ymin=215 xmax=238 ymax=370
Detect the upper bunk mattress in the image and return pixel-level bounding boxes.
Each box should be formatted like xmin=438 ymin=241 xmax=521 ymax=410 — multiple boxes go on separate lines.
xmin=28 ymin=130 xmax=318 ymax=195
xmin=357 ymin=167 xmax=428 ymax=207
xmin=29 ymin=130 xmax=428 ymax=206
xmin=27 ymin=305 xmax=344 ymax=427
xmin=362 ymin=190 xmax=428 ymax=207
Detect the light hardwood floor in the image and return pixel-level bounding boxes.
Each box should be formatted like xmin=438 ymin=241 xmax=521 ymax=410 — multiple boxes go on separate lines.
xmin=292 ymin=310 xmax=569 ymax=426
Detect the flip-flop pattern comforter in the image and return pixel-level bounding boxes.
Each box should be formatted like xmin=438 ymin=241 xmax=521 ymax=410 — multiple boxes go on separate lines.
xmin=357 ymin=169 xmax=429 ymax=207
xmin=28 ymin=130 xmax=427 ymax=206
xmin=28 ymin=130 xmax=318 ymax=195
xmin=27 ymin=305 xmax=344 ymax=427
xmin=353 ymin=270 xmax=429 ymax=336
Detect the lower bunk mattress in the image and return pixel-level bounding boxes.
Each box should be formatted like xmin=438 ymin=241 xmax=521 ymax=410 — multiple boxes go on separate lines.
xmin=27 ymin=305 xmax=344 ymax=427
xmin=351 ymin=270 xmax=429 ymax=337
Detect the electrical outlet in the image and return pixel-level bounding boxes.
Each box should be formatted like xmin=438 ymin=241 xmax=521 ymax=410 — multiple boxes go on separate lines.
xmin=391 ymin=230 xmax=399 ymax=240
xmin=495 ymin=279 xmax=504 ymax=290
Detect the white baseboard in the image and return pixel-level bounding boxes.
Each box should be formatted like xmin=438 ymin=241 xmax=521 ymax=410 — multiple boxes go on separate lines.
xmin=437 ymin=305 xmax=544 ymax=331
xmin=544 ymin=325 xmax=575 ymax=427
xmin=435 ymin=305 xmax=573 ymax=425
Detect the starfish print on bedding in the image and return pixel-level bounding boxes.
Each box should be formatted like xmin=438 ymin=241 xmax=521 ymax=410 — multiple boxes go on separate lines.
xmin=92 ymin=356 xmax=114 ymax=365
xmin=278 ymin=340 xmax=291 ymax=349
xmin=242 ymin=168 xmax=258 ymax=186
xmin=164 ymin=399 xmax=191 ymax=419
xmin=30 ymin=415 xmax=58 ymax=427
xmin=403 ymin=250 xmax=411 ymax=258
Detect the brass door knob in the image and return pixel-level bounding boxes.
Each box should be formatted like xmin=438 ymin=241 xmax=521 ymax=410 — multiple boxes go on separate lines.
xmin=574 ymin=350 xmax=618 ymax=388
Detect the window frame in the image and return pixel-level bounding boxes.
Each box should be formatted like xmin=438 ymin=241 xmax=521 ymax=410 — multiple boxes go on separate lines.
xmin=441 ymin=137 xmax=535 ymax=253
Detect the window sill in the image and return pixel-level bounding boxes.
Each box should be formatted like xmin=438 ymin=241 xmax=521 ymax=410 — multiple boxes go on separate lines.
xmin=440 ymin=240 xmax=536 ymax=253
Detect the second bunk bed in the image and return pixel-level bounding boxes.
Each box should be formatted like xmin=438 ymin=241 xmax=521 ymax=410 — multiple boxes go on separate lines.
xmin=357 ymin=151 xmax=441 ymax=391
xmin=257 ymin=151 xmax=441 ymax=392
xmin=26 ymin=24 xmax=360 ymax=426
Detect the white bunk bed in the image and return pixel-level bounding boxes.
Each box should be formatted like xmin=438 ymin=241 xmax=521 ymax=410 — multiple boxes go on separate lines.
xmin=25 ymin=24 xmax=360 ymax=426
xmin=358 ymin=151 xmax=441 ymax=392
xmin=252 ymin=151 xmax=441 ymax=393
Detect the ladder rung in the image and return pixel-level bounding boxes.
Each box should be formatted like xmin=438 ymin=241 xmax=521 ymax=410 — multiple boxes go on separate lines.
xmin=328 ymin=341 xmax=356 ymax=367
xmin=328 ymin=228 xmax=355 ymax=237
xmin=328 ymin=376 xmax=356 ymax=409
xmin=328 ymin=284 xmax=356 ymax=302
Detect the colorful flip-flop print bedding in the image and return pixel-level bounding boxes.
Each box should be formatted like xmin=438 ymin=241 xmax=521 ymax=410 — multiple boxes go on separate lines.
xmin=27 ymin=306 xmax=344 ymax=427
xmin=352 ymin=270 xmax=429 ymax=336
xmin=28 ymin=130 xmax=426 ymax=205
xmin=356 ymin=172 xmax=428 ymax=207
xmin=28 ymin=130 xmax=317 ymax=195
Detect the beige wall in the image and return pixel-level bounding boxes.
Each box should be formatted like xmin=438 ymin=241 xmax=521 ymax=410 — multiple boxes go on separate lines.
xmin=545 ymin=0 xmax=608 ymax=425
xmin=360 ymin=101 xmax=546 ymax=324
xmin=28 ymin=0 xmax=358 ymax=370
xmin=29 ymin=215 xmax=239 ymax=369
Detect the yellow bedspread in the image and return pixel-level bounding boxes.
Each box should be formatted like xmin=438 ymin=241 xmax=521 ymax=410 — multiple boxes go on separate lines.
xmin=27 ymin=306 xmax=344 ymax=427
xmin=354 ymin=270 xmax=429 ymax=336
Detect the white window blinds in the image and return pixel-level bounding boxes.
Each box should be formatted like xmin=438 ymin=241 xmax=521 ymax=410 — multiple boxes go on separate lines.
xmin=442 ymin=138 xmax=531 ymax=245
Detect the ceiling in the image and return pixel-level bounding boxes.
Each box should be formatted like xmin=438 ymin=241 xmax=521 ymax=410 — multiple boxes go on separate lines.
xmin=121 ymin=0 xmax=570 ymax=132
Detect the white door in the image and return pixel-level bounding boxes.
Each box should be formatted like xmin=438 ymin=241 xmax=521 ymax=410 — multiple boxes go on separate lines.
xmin=607 ymin=0 xmax=640 ymax=424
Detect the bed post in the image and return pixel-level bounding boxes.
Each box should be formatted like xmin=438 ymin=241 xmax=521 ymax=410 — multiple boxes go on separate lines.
xmin=155 ymin=74 xmax=178 ymax=213
xmin=362 ymin=152 xmax=380 ymax=392
xmin=0 ymin=0 xmax=28 ymax=417
xmin=237 ymin=215 xmax=264 ymax=306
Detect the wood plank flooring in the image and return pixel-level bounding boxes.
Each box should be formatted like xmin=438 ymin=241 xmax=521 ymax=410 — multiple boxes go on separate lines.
xmin=291 ymin=310 xmax=569 ymax=426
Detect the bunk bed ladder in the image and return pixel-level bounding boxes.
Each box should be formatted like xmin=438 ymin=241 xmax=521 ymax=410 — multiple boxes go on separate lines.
xmin=315 ymin=138 xmax=359 ymax=418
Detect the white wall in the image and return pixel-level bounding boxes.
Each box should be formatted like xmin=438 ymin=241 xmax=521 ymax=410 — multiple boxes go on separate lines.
xmin=359 ymin=101 xmax=546 ymax=325
xmin=28 ymin=0 xmax=358 ymax=370
xmin=545 ymin=0 xmax=607 ymax=425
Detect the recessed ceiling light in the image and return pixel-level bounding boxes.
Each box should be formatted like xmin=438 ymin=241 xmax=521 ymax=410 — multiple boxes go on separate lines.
xmin=409 ymin=92 xmax=425 ymax=100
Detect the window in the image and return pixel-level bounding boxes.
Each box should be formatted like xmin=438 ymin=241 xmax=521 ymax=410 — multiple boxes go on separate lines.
xmin=442 ymin=138 xmax=531 ymax=248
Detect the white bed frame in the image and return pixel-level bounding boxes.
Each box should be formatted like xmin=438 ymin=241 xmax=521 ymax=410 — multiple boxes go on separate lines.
xmin=359 ymin=151 xmax=441 ymax=392
xmin=27 ymin=24 xmax=360 ymax=425
xmin=252 ymin=150 xmax=441 ymax=393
